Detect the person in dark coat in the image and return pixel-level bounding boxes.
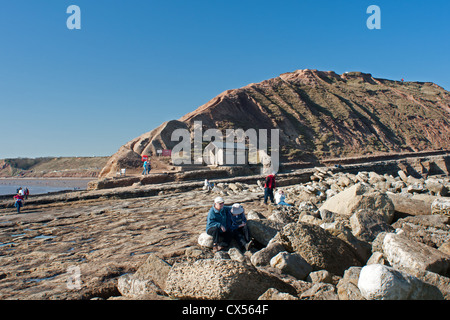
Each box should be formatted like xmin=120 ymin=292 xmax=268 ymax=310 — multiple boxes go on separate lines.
xmin=263 ymin=172 xmax=276 ymax=204
xmin=206 ymin=197 xmax=232 ymax=251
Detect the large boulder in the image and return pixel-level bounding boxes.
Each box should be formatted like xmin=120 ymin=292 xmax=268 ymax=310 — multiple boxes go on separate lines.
xmin=319 ymin=183 xmax=395 ymax=223
xmin=250 ymin=241 xmax=286 ymax=267
xmin=274 ymin=222 xmax=362 ymax=276
xmin=357 ymin=264 xmax=444 ymax=300
xmin=386 ymin=192 xmax=433 ymax=216
xmin=382 ymin=233 xmax=450 ymax=276
xmin=247 ymin=219 xmax=285 ymax=246
xmin=270 ymin=251 xmax=313 ymax=280
xmin=164 ymin=259 xmax=296 ymax=300
xmin=392 ymin=215 xmax=450 ymax=248
xmin=350 ymin=209 xmax=394 ymax=242
xmin=117 ymin=253 xmax=171 ymax=297
xmin=336 ymin=267 xmax=365 ymax=300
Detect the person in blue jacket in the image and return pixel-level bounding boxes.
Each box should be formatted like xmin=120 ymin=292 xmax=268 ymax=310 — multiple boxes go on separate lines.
xmin=142 ymin=160 xmax=148 ymax=175
xmin=206 ymin=196 xmax=232 ymax=252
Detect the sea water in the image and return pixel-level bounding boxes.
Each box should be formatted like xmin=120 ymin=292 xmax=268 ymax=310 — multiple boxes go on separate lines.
xmin=0 ymin=178 xmax=93 ymax=196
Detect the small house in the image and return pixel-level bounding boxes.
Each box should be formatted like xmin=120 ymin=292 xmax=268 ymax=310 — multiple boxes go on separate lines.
xmin=203 ymin=141 xmax=248 ymax=166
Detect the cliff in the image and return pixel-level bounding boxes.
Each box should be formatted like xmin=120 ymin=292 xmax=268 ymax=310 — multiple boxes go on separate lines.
xmin=100 ymin=69 xmax=450 ymax=177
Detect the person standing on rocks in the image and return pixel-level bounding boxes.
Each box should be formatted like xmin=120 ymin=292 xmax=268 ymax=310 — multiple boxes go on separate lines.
xmin=147 ymin=159 xmax=151 ymax=174
xmin=142 ymin=160 xmax=148 ymax=175
xmin=263 ymin=172 xmax=277 ymax=204
xmin=206 ymin=197 xmax=232 ymax=252
xmin=13 ymin=192 xmax=24 ymax=214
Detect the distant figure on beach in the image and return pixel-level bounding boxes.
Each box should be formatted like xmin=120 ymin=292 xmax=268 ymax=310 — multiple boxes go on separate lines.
xmin=263 ymin=172 xmax=276 ymax=204
xmin=24 ymin=188 xmax=29 ymax=200
xmin=142 ymin=160 xmax=148 ymax=175
xmin=206 ymin=197 xmax=232 ymax=252
xmin=230 ymin=203 xmax=251 ymax=252
xmin=275 ymin=190 xmax=291 ymax=206
xmin=14 ymin=192 xmax=24 ymax=214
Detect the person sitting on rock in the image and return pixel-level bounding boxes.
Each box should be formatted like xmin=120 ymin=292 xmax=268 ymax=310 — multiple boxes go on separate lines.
xmin=275 ymin=190 xmax=292 ymax=206
xmin=13 ymin=192 xmax=24 ymax=214
xmin=230 ymin=203 xmax=251 ymax=252
xmin=206 ymin=197 xmax=232 ymax=252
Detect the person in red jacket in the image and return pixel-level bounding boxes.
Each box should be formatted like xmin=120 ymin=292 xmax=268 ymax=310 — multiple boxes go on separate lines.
xmin=263 ymin=172 xmax=277 ymax=204
xmin=14 ymin=193 xmax=24 ymax=213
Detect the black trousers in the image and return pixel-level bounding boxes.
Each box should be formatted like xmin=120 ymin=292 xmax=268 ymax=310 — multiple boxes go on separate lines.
xmin=207 ymin=226 xmax=232 ymax=247
xmin=264 ymin=188 xmax=274 ymax=204
xmin=232 ymin=226 xmax=251 ymax=251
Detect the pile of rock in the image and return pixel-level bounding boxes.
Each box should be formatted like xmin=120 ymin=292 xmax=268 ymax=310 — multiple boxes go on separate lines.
xmin=206 ymin=181 xmax=260 ymax=195
xmin=117 ymin=169 xmax=450 ymax=300
xmin=282 ymin=168 xmax=449 ymax=208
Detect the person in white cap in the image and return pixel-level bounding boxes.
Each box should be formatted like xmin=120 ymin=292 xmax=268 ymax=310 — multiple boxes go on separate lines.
xmin=230 ymin=203 xmax=251 ymax=252
xmin=206 ymin=196 xmax=232 ymax=252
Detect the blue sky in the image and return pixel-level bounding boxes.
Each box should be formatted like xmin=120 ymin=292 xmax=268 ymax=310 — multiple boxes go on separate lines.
xmin=0 ymin=0 xmax=448 ymax=158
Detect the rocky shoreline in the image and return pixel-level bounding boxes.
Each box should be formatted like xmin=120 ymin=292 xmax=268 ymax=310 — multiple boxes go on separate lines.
xmin=117 ymin=168 xmax=450 ymax=300
xmin=1 ymin=163 xmax=448 ymax=300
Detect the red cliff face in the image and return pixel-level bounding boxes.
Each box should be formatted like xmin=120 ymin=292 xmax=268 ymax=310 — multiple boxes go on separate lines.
xmin=100 ymin=69 xmax=450 ymax=177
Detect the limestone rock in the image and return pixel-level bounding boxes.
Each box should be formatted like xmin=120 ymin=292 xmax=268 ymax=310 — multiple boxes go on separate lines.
xmin=382 ymin=233 xmax=450 ymax=276
xmin=299 ymin=283 xmax=339 ymax=300
xmin=198 ymin=232 xmax=214 ymax=248
xmin=117 ymin=273 xmax=162 ymax=297
xmin=133 ymin=253 xmax=172 ymax=291
xmin=247 ymin=219 xmax=285 ymax=246
xmin=118 ymin=253 xmax=171 ymax=297
xmin=425 ymin=179 xmax=449 ymax=196
xmin=164 ymin=259 xmax=296 ymax=300
xmin=306 ymin=270 xmax=333 ymax=284
xmin=405 ymin=268 xmax=450 ymax=300
xmin=392 ymin=215 xmax=450 ymax=248
xmin=319 ymin=183 xmax=395 ymax=224
xmin=350 ymin=209 xmax=394 ymax=242
xmin=358 ymin=264 xmax=444 ymax=300
xmin=270 ymin=251 xmax=313 ymax=280
xmin=386 ymin=192 xmax=432 ymax=216
xmin=431 ymin=198 xmax=450 ymax=216
xmin=258 ymin=288 xmax=299 ymax=300
xmin=336 ymin=267 xmax=365 ymax=300
xmin=251 ymin=241 xmax=286 ymax=267
xmin=274 ymin=222 xmax=362 ymax=276
xmin=366 ymin=252 xmax=388 ymax=266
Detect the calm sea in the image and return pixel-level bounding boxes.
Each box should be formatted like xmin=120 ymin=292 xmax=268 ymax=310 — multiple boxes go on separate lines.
xmin=0 ymin=178 xmax=94 ymax=196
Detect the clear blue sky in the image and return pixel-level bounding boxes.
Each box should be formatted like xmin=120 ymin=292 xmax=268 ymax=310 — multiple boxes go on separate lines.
xmin=0 ymin=0 xmax=448 ymax=158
